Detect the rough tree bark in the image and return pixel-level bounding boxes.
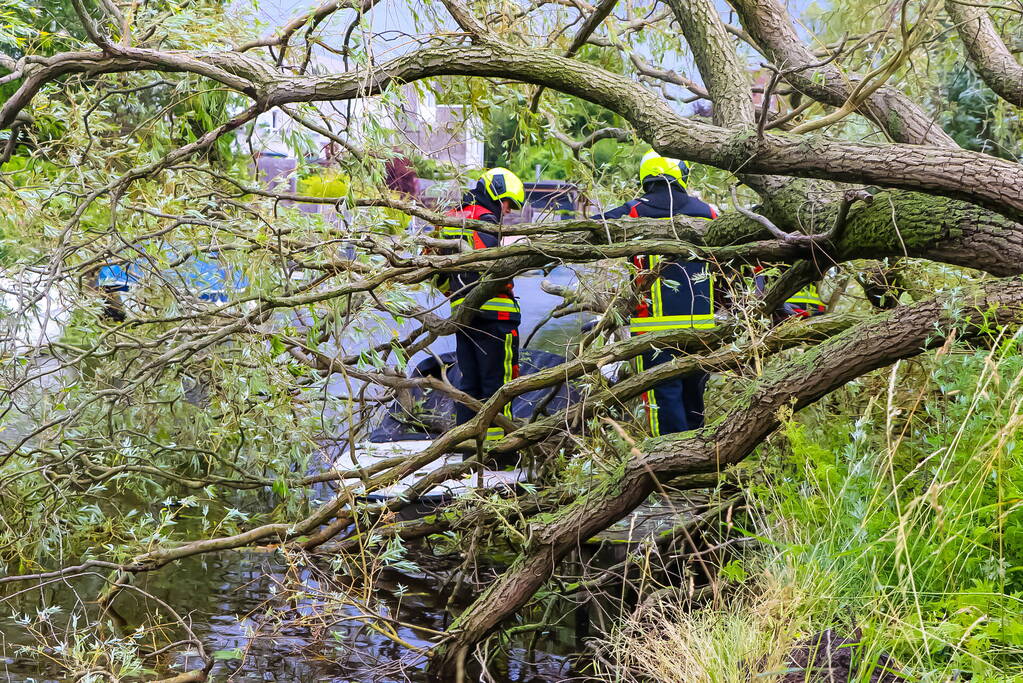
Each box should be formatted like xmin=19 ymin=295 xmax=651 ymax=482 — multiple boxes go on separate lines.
xmin=2 ymin=0 xmax=1023 ymax=676
xmin=430 ymin=277 xmax=1023 ymax=678
xmin=946 ymin=0 xmax=1023 ymax=107
xmin=4 ymin=46 xmax=1023 ymax=221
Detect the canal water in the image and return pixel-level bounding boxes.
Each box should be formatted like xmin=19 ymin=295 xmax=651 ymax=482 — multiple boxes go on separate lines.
xmin=0 ymin=268 xmax=599 ymax=682
xmin=1 ymin=547 xmax=586 ymax=682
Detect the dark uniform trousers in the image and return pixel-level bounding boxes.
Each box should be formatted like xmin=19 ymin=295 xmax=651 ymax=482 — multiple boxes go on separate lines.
xmin=455 ymin=319 xmax=520 ymax=467
xmin=637 ymin=348 xmax=708 ymax=436
xmin=435 ymin=195 xmax=522 ymax=466
xmin=596 ymin=180 xmax=717 ymax=438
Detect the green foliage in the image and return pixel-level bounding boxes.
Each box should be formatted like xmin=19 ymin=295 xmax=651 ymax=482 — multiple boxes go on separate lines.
xmin=0 ymin=0 xmax=88 ymax=59
xmin=752 ymin=344 xmax=1023 ymax=677
xmin=483 ymin=99 xmax=647 ymax=183
xmin=481 ymin=46 xmax=647 ymax=184
xmin=598 ymin=343 xmax=1023 ymax=680
xmin=409 ymin=154 xmax=459 ymax=180
xmin=297 ymin=169 xmax=351 ymax=198
xmin=940 ymin=65 xmax=1023 ymax=160
xmin=3 ymin=0 xmax=1023 ymax=677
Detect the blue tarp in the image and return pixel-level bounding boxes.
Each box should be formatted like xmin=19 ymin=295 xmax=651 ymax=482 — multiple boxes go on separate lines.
xmin=165 ymin=252 xmax=249 ymax=301
xmin=97 ymin=263 xmax=141 ymax=291
xmin=97 ymin=250 xmax=248 ymax=301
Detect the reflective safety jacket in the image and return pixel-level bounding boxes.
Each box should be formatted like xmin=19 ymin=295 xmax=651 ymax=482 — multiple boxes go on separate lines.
xmin=752 ymin=266 xmax=826 ymax=318
xmin=597 ymin=180 xmax=717 ymax=334
xmin=434 ymin=191 xmax=521 ymax=323
xmin=784 ymin=284 xmax=826 ymax=316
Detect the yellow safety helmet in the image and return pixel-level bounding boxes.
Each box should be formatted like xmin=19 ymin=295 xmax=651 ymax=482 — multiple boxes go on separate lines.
xmin=480 ymin=167 xmax=525 ymax=209
xmin=639 ymin=149 xmax=690 ymax=187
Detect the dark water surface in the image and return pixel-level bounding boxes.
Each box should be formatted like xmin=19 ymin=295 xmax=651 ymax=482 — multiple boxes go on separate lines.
xmin=1 ymin=268 xmax=595 ymax=682
xmin=1 ymin=548 xmax=583 ymax=682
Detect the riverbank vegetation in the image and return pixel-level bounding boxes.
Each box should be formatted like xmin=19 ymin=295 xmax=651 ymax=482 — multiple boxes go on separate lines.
xmin=596 ymin=343 xmax=1023 ymax=681
xmin=1 ymin=0 xmax=1022 ymax=680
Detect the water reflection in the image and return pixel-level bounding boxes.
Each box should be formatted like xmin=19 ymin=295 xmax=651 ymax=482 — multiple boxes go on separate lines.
xmin=0 ymin=266 xmax=596 ymax=681
xmin=1 ymin=548 xmax=580 ymax=682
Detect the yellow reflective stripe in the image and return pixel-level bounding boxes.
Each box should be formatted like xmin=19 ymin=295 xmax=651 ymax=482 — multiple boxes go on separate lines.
xmin=441 ymin=227 xmax=474 ymax=237
xmin=440 ymin=227 xmax=477 ymax=250
xmin=631 ymin=322 xmax=716 ymax=332
xmin=503 ymin=333 xmax=513 ymax=384
xmin=646 ymin=371 xmax=660 ymax=438
xmin=486 ymin=426 xmax=504 ymax=441
xmin=786 ymin=286 xmax=823 ymax=307
xmin=649 ymin=396 xmax=660 ymax=436
xmin=634 ymin=353 xmax=659 ymax=435
xmin=629 ymin=315 xmax=715 ymax=331
xmin=634 ymin=354 xmax=657 ymax=435
xmin=480 ymin=299 xmax=520 ymax=312
xmin=451 ymin=298 xmax=519 ymax=309
xmin=630 ymin=314 xmax=715 ymax=323
xmin=653 ymin=214 xmax=713 ymax=221
xmin=708 ymin=264 xmax=715 ymax=312
xmin=648 ymin=255 xmax=663 ymax=318
xmin=503 ymin=332 xmax=514 ymax=420
xmin=630 ymin=321 xmax=716 ymax=331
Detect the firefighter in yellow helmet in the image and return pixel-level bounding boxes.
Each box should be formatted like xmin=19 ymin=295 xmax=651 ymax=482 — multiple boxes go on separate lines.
xmin=432 ymin=168 xmax=525 ymax=467
xmin=594 ymin=150 xmax=717 ymax=435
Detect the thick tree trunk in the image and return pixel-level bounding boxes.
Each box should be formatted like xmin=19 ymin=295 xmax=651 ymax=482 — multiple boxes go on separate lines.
xmin=428 ymin=277 xmax=1023 ymax=679
xmin=9 ymin=44 xmax=1023 ymax=221
xmin=946 ymin=0 xmax=1023 ymax=107
xmin=729 ymin=0 xmax=956 ymax=146
xmin=701 ymin=189 xmax=1023 ymax=278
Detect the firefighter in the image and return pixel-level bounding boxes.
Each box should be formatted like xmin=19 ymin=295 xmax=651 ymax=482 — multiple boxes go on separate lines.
xmin=751 ymin=265 xmax=827 ymax=322
xmin=433 ymin=168 xmax=525 ymax=462
xmin=595 ymin=150 xmax=717 ymax=436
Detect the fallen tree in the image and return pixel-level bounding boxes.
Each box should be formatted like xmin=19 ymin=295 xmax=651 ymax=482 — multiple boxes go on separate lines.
xmin=1 ymin=0 xmax=1021 ymax=679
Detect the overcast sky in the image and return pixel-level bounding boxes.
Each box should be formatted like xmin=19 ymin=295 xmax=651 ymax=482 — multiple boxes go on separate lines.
xmin=234 ymin=0 xmax=818 ymax=109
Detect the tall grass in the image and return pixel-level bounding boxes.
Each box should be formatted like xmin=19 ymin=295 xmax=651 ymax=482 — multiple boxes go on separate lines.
xmin=594 ymin=339 xmax=1023 ymax=682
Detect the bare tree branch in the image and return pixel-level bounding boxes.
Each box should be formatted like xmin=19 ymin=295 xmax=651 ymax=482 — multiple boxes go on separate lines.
xmin=946 ymin=0 xmax=1023 ymax=106
xmin=440 ymin=0 xmax=492 ymax=39
xmin=728 ymin=0 xmax=956 ymax=145
xmin=529 ymin=0 xmax=619 ymax=110
xmin=235 ymin=0 xmax=381 ymax=52
xmin=5 ymin=43 xmax=1023 ymax=222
